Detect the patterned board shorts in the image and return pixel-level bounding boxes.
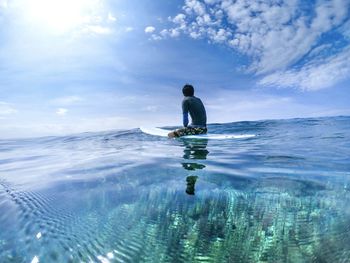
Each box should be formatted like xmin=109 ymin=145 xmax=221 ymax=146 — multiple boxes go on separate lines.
xmin=173 ymin=127 xmax=207 ymax=137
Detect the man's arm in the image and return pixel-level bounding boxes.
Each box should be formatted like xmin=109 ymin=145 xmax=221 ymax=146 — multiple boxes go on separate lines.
xmin=182 ymin=99 xmax=189 ymax=127
xmin=183 ymin=112 xmax=189 ymax=127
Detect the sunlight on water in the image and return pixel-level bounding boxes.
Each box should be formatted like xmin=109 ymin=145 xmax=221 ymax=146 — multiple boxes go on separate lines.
xmin=1 ymin=116 xmax=350 ymax=262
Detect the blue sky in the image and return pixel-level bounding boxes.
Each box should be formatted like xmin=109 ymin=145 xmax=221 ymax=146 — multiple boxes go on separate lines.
xmin=0 ymin=0 xmax=349 ymax=138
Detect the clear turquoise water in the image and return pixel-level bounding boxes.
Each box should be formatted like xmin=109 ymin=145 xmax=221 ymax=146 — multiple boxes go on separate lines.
xmin=1 ymin=116 xmax=350 ymax=262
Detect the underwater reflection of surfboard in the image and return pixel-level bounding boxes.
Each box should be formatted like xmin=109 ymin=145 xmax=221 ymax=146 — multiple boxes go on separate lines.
xmin=140 ymin=127 xmax=255 ymax=140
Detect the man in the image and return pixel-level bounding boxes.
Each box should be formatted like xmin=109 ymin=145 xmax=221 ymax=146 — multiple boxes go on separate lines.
xmin=168 ymin=84 xmax=207 ymax=138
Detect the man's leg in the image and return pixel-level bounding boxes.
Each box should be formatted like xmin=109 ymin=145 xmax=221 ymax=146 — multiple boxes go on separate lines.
xmin=168 ymin=127 xmax=188 ymax=138
xmin=168 ymin=131 xmax=176 ymax=138
xmin=168 ymin=127 xmax=207 ymax=138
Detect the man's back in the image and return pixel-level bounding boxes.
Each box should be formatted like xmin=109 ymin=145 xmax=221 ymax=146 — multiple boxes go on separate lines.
xmin=182 ymin=96 xmax=207 ymax=127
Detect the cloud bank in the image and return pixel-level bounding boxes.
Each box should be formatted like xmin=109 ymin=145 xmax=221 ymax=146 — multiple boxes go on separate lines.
xmin=259 ymin=47 xmax=350 ymax=91
xmin=155 ymin=0 xmax=350 ymax=90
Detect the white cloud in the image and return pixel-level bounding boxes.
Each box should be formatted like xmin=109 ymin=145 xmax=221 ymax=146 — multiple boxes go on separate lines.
xmin=0 ymin=102 xmax=17 ymax=116
xmin=339 ymin=19 xmax=350 ymax=40
xmin=83 ymin=25 xmax=112 ymax=35
xmin=308 ymin=44 xmax=333 ymax=58
xmin=259 ymin=47 xmax=350 ymax=91
xmin=125 ymin=26 xmax=134 ymax=32
xmin=169 ymin=28 xmax=180 ymax=37
xmin=56 ymin=108 xmax=68 ymax=116
xmin=151 ymin=34 xmax=162 ymax=41
xmin=144 ymin=26 xmax=156 ymax=33
xmin=158 ymin=0 xmax=350 ymax=90
xmin=173 ymin=13 xmax=186 ymax=24
xmin=190 ymin=31 xmax=201 ymax=39
xmin=51 ymin=96 xmax=84 ymax=106
xmin=184 ymin=0 xmax=206 ymax=16
xmin=108 ymin=12 xmax=116 ymax=22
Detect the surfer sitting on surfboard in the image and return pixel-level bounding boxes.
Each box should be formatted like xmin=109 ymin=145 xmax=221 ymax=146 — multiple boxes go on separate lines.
xmin=168 ymin=84 xmax=207 ymax=138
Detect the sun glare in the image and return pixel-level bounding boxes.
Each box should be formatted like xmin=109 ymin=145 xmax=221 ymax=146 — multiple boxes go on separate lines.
xmin=24 ymin=0 xmax=100 ymax=33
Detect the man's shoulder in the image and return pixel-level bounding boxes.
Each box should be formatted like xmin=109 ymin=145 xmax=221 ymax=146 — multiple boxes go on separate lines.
xmin=183 ymin=96 xmax=201 ymax=102
xmin=182 ymin=96 xmax=192 ymax=104
xmin=183 ymin=96 xmax=204 ymax=108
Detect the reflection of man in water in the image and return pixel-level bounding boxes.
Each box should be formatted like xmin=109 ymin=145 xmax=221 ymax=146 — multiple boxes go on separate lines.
xmin=181 ymin=139 xmax=209 ymax=195
xmin=182 ymin=139 xmax=209 ymax=161
xmin=186 ymin=176 xmax=198 ymax=195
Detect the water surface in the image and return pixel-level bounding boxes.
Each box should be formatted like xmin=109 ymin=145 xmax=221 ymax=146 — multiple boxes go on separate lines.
xmin=1 ymin=116 xmax=350 ymax=262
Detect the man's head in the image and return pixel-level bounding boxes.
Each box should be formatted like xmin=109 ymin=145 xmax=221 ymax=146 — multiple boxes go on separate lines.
xmin=182 ymin=84 xmax=194 ymax=97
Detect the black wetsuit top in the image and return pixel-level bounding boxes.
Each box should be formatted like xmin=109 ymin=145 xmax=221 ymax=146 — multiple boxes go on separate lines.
xmin=182 ymin=96 xmax=207 ymax=127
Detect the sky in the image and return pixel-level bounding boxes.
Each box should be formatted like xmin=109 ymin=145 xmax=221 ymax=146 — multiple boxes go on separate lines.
xmin=0 ymin=0 xmax=349 ymax=138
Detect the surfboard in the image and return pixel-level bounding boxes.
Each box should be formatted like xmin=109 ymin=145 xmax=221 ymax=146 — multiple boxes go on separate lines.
xmin=140 ymin=127 xmax=255 ymax=140
xmin=140 ymin=127 xmax=170 ymax=137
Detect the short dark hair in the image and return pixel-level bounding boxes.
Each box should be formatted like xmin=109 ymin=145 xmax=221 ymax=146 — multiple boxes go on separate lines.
xmin=182 ymin=84 xmax=194 ymax=96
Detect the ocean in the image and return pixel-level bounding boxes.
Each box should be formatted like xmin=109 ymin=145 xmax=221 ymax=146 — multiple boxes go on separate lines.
xmin=0 ymin=116 xmax=350 ymax=262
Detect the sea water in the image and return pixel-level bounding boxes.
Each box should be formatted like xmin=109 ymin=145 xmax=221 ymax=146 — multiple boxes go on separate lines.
xmin=0 ymin=116 xmax=350 ymax=262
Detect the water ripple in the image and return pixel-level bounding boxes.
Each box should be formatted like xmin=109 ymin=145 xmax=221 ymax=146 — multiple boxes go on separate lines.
xmin=1 ymin=116 xmax=350 ymax=262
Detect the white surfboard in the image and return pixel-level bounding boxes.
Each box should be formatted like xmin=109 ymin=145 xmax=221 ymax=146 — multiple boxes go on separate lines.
xmin=140 ymin=127 xmax=255 ymax=140
xmin=140 ymin=127 xmax=170 ymax=137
